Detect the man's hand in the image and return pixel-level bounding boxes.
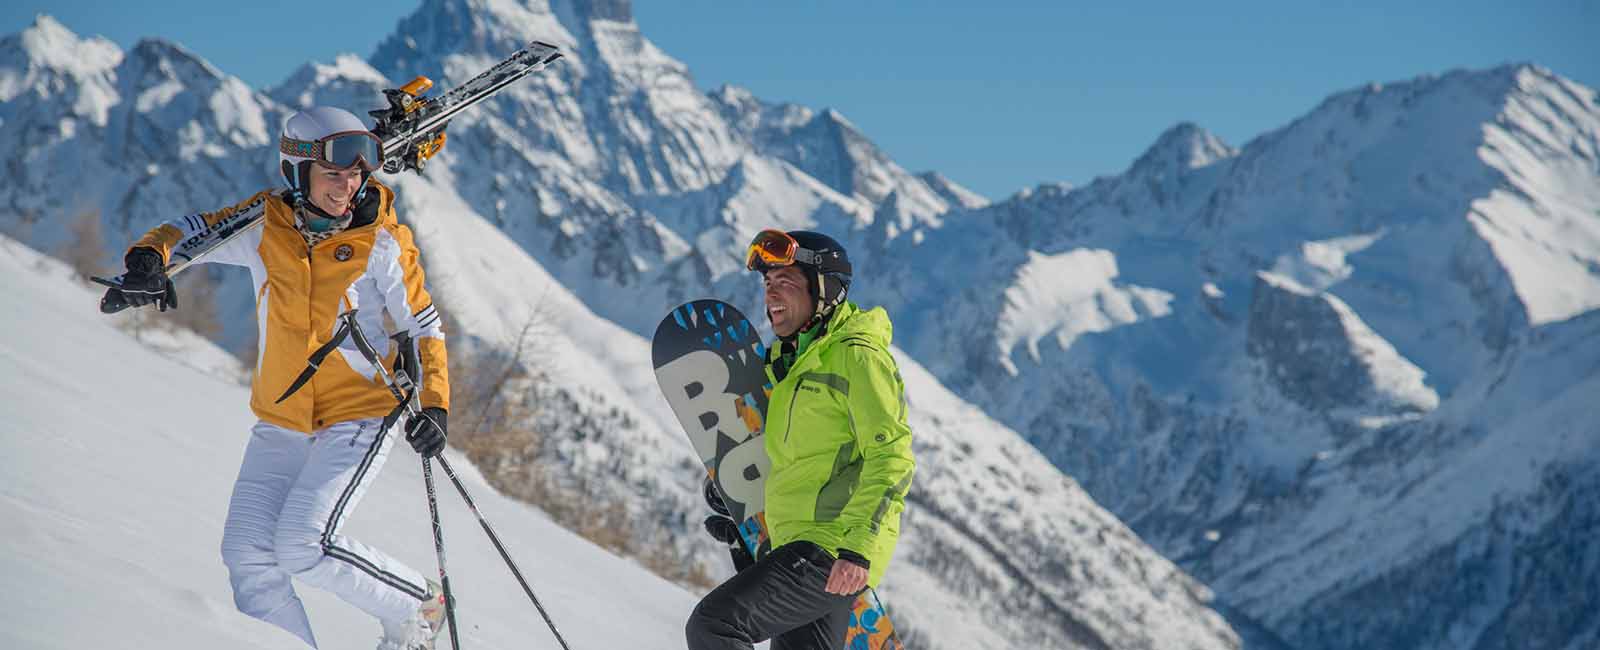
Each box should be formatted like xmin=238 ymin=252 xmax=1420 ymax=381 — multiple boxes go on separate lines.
xmin=703 ymin=476 xmax=731 ymax=516
xmin=824 ymin=557 xmax=868 ymax=595
xmin=703 ymin=514 xmax=742 ymax=546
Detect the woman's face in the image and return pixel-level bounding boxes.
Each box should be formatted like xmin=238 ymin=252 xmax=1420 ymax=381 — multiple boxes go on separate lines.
xmin=306 ymin=164 xmax=363 ymax=216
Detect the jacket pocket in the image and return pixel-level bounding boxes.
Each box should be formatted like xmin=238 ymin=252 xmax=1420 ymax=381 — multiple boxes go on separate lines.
xmin=783 ymin=540 xmax=835 ymax=576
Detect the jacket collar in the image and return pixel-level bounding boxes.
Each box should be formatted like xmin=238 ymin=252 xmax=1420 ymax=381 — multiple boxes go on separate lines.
xmin=273 ymin=178 xmax=394 ymax=233
xmin=767 ymin=301 xmax=861 ymax=382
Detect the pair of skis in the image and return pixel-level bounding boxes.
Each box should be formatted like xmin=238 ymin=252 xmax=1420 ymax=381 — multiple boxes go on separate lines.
xmin=92 ymin=40 xmax=565 ymax=310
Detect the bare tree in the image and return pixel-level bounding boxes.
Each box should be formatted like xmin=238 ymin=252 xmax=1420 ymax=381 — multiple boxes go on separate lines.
xmin=168 ymin=267 xmax=224 ymax=339
xmin=440 ymin=298 xmax=720 ymax=591
xmin=446 ymin=303 xmax=554 ymax=467
xmin=235 ymin=324 xmax=260 ymax=381
xmin=59 ymin=209 xmax=108 ymax=280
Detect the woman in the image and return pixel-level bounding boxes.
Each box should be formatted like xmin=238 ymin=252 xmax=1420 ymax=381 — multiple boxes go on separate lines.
xmin=110 ymin=106 xmax=452 ymax=650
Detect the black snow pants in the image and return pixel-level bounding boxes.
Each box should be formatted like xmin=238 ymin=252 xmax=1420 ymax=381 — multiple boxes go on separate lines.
xmin=685 ymin=540 xmax=860 ymax=650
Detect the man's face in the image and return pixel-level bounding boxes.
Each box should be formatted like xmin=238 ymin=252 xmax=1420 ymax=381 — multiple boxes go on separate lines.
xmin=763 ymin=265 xmax=815 ymax=338
xmin=305 ymin=164 xmax=363 ymax=216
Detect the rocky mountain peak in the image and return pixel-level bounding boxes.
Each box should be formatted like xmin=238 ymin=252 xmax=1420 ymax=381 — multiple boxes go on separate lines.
xmin=123 ymin=37 xmax=229 ymax=87
xmin=1126 ymin=121 xmax=1235 ymax=179
xmin=917 ymin=171 xmax=990 ymax=209
xmin=370 ymin=0 xmax=578 ymax=79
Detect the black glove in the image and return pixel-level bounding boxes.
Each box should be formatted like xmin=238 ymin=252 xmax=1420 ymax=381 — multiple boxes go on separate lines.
xmin=702 ymin=477 xmax=755 ymax=570
xmin=118 ymin=248 xmax=178 ymax=311
xmin=703 ymin=514 xmax=756 ymax=572
xmin=703 ymin=514 xmax=743 ymax=546
xmin=405 ymin=407 xmax=447 ymax=458
xmin=701 ymin=480 xmax=742 ymax=543
xmin=703 ymin=476 xmax=731 ymax=517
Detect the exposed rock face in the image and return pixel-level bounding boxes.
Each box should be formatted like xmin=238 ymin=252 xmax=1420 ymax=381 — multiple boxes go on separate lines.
xmin=1246 ymin=271 xmax=1436 ymax=416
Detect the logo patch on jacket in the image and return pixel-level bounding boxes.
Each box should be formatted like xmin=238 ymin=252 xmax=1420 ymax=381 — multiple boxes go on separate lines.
xmin=334 ymin=244 xmax=354 ymax=261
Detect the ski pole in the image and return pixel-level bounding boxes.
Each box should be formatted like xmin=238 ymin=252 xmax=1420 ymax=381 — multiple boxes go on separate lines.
xmin=332 ymin=310 xmax=572 ymax=650
xmin=433 ymin=454 xmax=573 ymax=650
xmin=333 ymin=311 xmax=461 ymax=649
xmin=423 ymin=457 xmax=462 ymax=650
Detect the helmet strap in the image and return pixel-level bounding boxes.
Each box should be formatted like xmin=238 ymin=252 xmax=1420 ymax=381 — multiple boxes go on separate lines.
xmin=281 ymin=161 xmax=305 ymax=207
xmin=802 ymin=270 xmax=844 ymax=332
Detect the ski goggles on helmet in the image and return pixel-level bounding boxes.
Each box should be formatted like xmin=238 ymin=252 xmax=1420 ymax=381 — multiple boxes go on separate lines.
xmin=280 ymin=130 xmax=383 ymax=171
xmin=745 ymin=229 xmax=824 ymax=272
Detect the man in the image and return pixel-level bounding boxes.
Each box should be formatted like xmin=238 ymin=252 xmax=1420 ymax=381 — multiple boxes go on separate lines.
xmin=108 ymin=106 xmax=451 ymax=650
xmin=687 ymin=229 xmax=917 ymax=650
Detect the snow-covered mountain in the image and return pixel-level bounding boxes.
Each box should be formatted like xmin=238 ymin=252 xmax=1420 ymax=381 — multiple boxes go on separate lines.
xmin=857 ymin=66 xmax=1600 ymax=650
xmin=0 ymin=7 xmax=1239 ymax=650
xmin=10 ymin=0 xmax=1594 ymax=647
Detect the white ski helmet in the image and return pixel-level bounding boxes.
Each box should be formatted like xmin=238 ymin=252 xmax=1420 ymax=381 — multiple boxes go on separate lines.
xmin=277 ymin=106 xmax=382 ymax=203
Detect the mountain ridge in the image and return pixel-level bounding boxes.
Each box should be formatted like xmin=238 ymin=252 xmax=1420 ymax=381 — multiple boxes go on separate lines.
xmin=0 ymin=11 xmax=1242 ymax=649
xmin=858 ymin=60 xmax=1600 ymax=650
xmin=5 ymin=6 xmax=1597 ymax=648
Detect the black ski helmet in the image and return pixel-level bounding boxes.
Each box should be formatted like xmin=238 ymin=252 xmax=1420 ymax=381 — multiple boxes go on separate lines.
xmin=783 ymin=230 xmax=852 ymax=327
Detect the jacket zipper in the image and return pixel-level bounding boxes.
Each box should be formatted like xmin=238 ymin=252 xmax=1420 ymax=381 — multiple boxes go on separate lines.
xmin=783 ymin=379 xmax=803 ymax=443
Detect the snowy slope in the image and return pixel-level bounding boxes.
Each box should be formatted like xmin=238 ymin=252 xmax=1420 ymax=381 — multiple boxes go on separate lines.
xmin=0 ymin=235 xmax=696 ymax=649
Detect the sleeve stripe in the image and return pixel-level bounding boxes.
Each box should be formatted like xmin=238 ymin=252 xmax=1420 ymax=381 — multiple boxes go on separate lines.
xmin=867 ymin=472 xmax=914 ymax=534
xmin=413 ymin=304 xmax=436 ymax=319
xmin=416 ymin=313 xmax=441 ymax=331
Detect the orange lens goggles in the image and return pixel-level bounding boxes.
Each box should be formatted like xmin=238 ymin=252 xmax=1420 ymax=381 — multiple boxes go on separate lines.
xmin=746 ymin=229 xmax=798 ymax=271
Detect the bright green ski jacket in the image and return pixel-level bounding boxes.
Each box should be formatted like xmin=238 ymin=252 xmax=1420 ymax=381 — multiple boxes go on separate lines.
xmin=763 ymin=301 xmax=916 ymax=588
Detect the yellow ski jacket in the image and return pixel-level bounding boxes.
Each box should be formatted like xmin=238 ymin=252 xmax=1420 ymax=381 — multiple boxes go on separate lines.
xmin=129 ymin=179 xmax=449 ymax=433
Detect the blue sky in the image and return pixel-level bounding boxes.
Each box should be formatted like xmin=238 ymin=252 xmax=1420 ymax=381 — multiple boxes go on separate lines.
xmin=5 ymin=1 xmax=1595 ymax=199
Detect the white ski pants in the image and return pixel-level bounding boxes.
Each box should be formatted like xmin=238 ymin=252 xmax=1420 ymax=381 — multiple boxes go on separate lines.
xmin=219 ymin=418 xmax=427 ymax=648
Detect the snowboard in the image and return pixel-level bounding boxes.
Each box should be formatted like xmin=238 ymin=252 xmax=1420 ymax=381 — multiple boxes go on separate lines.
xmin=652 ymin=299 xmax=903 ymax=650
